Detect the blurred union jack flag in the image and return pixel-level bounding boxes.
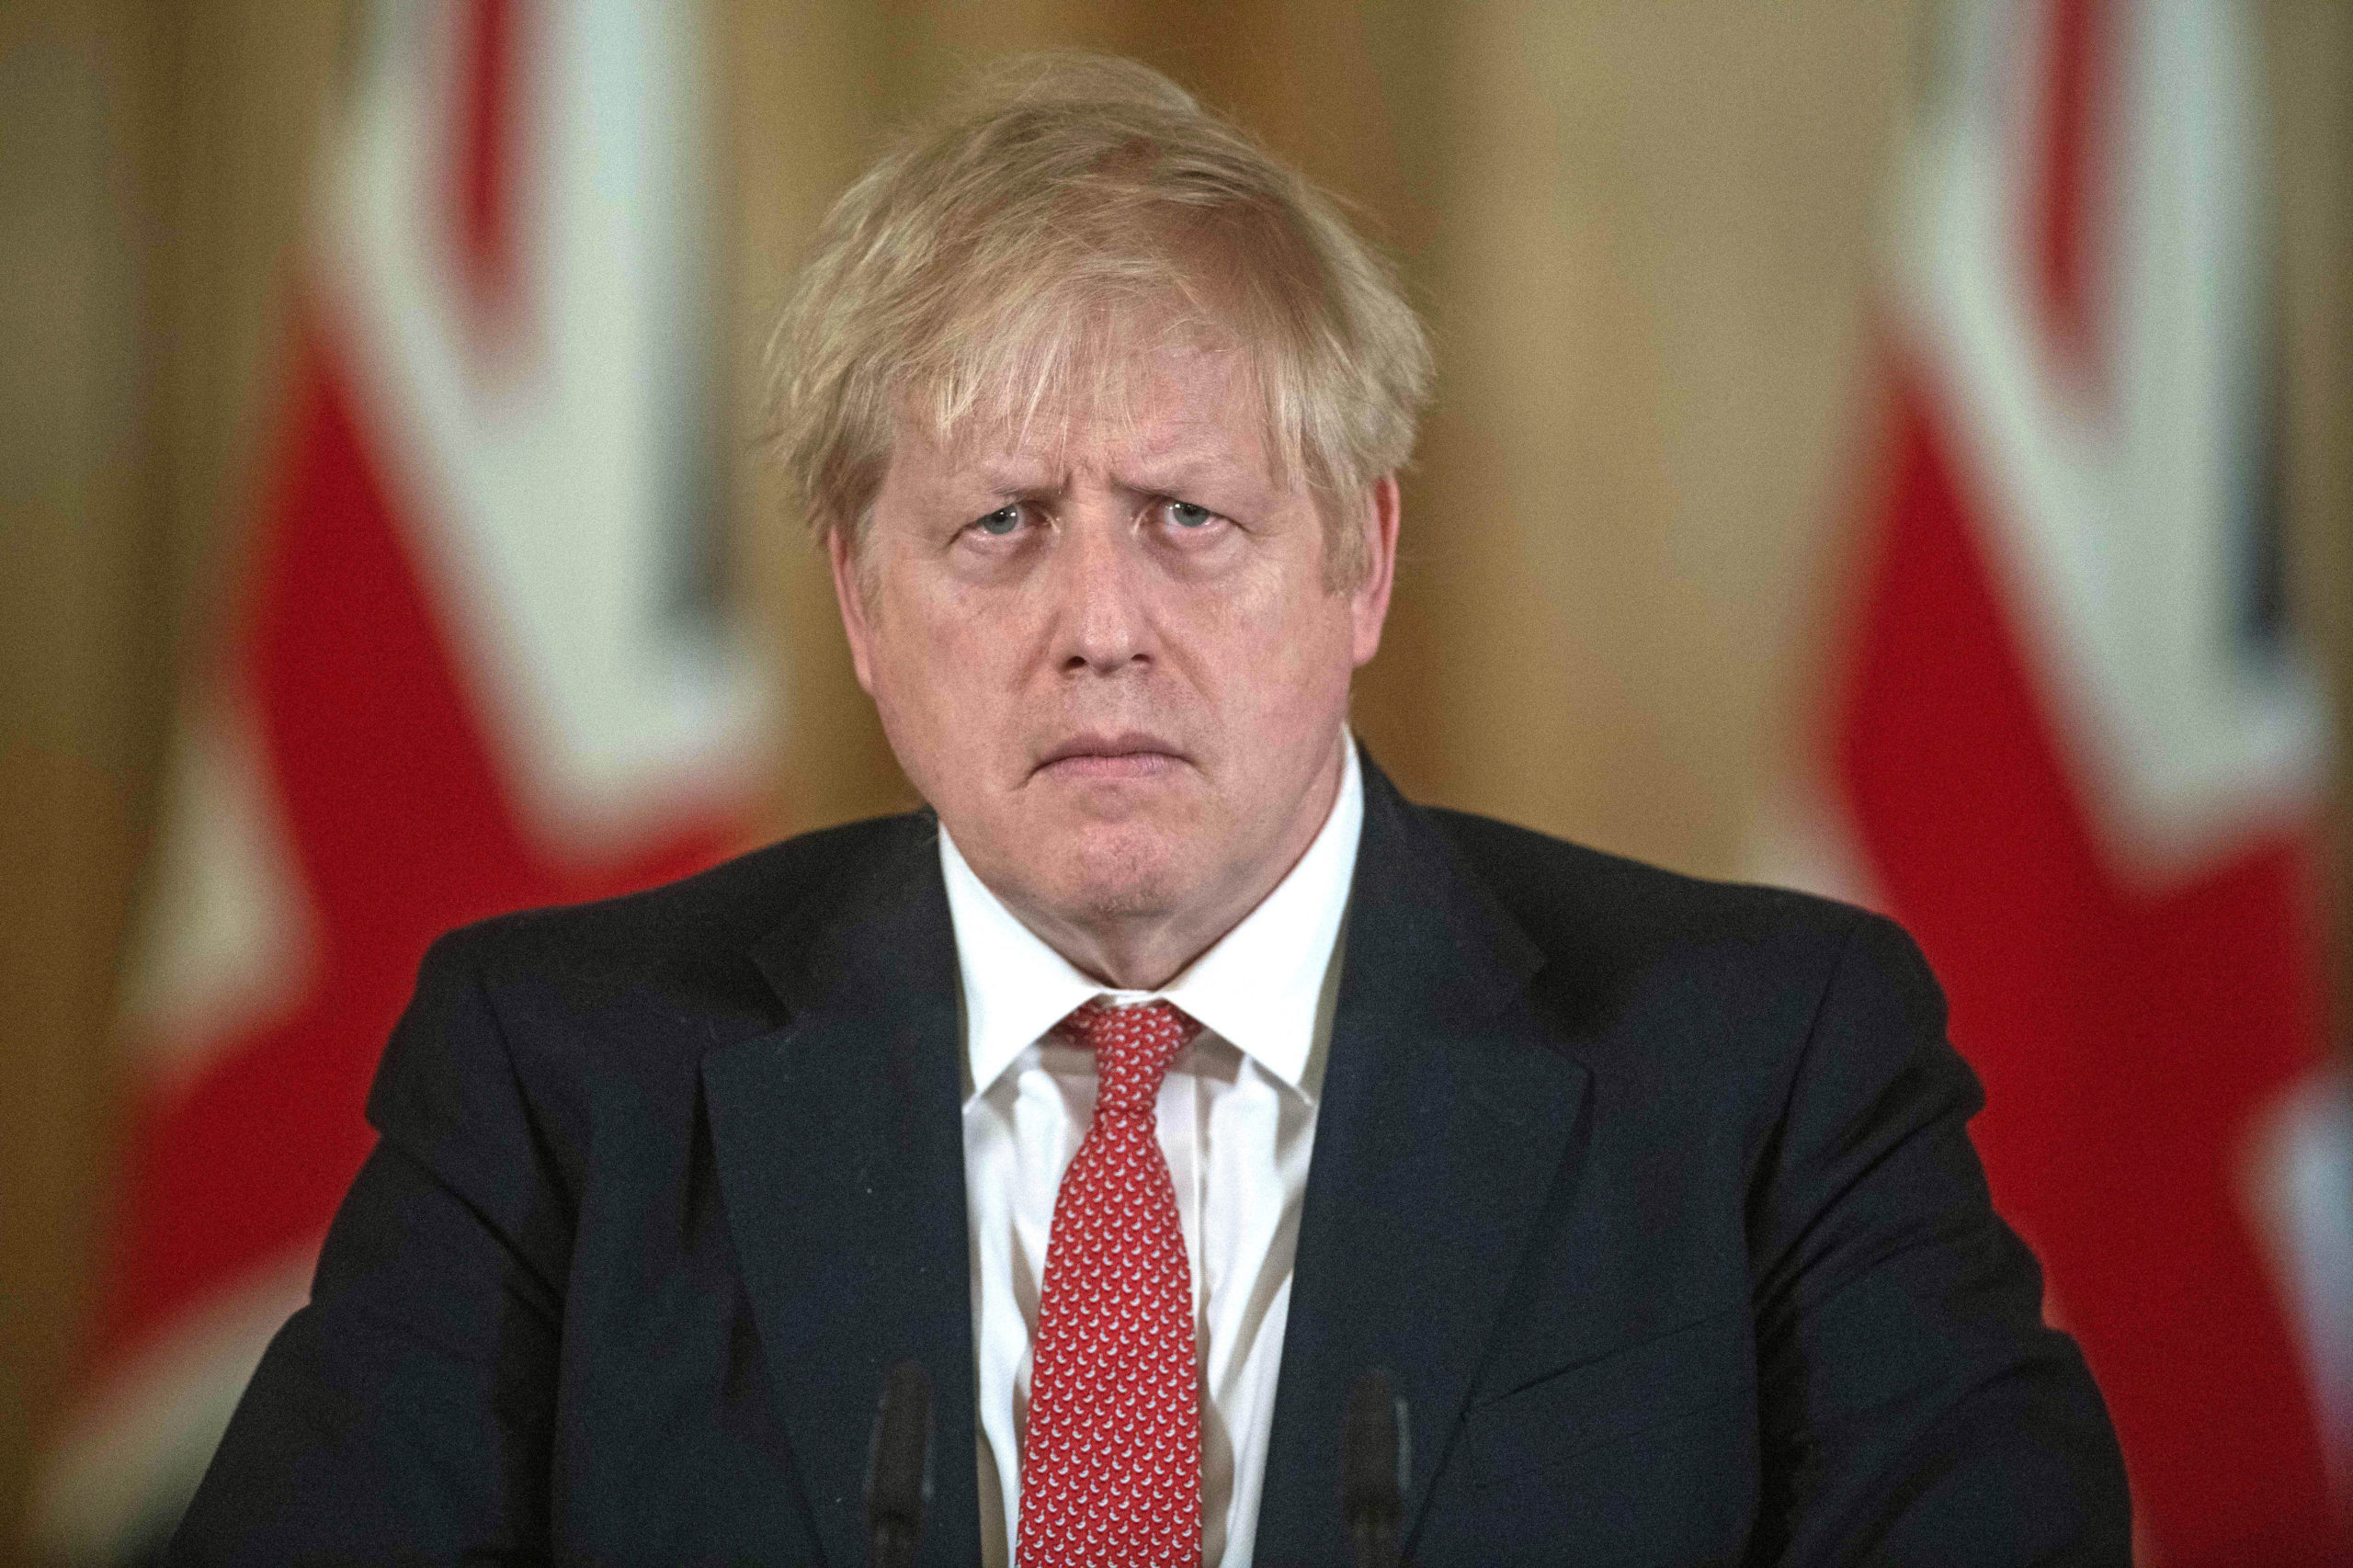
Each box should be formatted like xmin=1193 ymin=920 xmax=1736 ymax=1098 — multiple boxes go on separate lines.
xmin=1763 ymin=0 xmax=2353 ymax=1560
xmin=35 ymin=3 xmax=768 ymax=1556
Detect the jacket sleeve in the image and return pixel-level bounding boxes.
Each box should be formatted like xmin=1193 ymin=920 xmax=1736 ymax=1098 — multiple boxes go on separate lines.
xmin=1745 ymin=911 xmax=2131 ymax=1566
xmin=166 ymin=927 xmax=571 ymax=1564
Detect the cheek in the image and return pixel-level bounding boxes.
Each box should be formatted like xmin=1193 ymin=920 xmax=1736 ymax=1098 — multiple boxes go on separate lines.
xmin=1226 ymin=578 xmax=1355 ymax=699
xmin=1171 ymin=581 xmax=1357 ymax=767
xmin=868 ymin=585 xmax=1021 ymax=753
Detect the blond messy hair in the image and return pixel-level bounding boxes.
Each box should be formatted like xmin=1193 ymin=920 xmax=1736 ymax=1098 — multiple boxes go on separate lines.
xmin=766 ymin=52 xmax=1431 ymax=588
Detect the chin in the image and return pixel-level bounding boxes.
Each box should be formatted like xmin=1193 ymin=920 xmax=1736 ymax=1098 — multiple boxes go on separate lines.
xmin=1051 ymin=823 xmax=1196 ymax=922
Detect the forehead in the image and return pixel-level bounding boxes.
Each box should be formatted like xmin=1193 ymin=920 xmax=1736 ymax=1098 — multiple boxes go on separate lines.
xmin=893 ymin=340 xmax=1285 ymax=493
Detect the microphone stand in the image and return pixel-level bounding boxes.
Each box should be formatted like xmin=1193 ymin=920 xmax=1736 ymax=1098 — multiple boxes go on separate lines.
xmin=866 ymin=1360 xmax=933 ymax=1568
xmin=1342 ymin=1370 xmax=1410 ymax=1568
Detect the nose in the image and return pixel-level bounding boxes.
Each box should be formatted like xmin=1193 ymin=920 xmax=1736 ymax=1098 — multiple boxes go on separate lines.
xmin=1050 ymin=512 xmax=1151 ymax=676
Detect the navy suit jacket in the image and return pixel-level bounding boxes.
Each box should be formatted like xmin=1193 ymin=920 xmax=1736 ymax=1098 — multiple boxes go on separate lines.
xmin=170 ymin=756 xmax=2128 ymax=1564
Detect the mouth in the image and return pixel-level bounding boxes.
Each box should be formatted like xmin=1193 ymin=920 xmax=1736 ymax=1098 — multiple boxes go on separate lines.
xmin=1031 ymin=731 xmax=1188 ymax=782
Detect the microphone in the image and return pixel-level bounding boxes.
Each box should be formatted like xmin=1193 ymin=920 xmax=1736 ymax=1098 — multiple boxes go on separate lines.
xmin=1342 ymin=1370 xmax=1410 ymax=1568
xmin=866 ymin=1359 xmax=933 ymax=1568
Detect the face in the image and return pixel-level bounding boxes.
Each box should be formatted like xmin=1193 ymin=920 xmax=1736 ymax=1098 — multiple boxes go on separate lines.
xmin=831 ymin=344 xmax=1398 ymax=983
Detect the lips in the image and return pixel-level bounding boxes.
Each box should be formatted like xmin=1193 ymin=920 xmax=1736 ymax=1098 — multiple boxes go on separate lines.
xmin=1033 ymin=732 xmax=1187 ymax=780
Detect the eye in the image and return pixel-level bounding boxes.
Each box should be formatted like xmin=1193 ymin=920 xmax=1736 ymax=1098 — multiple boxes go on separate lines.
xmin=1164 ymin=500 xmax=1218 ymax=529
xmin=968 ymin=505 xmax=1024 ymax=538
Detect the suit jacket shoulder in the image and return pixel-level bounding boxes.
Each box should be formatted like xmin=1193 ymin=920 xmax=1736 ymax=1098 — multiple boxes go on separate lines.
xmin=396 ymin=810 xmax=942 ymax=1159
xmin=438 ymin=806 xmax=937 ymax=1011
xmin=172 ymin=808 xmax=966 ymax=1567
xmin=1426 ymin=803 xmax=1861 ymax=961
xmin=1353 ymin=797 xmax=2126 ymax=1566
xmin=1418 ymin=801 xmax=1938 ymax=1176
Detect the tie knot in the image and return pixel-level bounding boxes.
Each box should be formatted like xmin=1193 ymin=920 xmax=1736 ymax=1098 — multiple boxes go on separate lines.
xmin=1061 ymin=999 xmax=1200 ymax=1117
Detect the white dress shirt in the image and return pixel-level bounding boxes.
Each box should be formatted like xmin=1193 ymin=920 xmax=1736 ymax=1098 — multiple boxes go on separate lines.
xmin=942 ymin=740 xmax=1363 ymax=1568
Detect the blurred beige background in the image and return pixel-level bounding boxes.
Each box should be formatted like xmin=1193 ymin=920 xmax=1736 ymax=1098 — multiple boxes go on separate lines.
xmin=3 ymin=1 xmax=2347 ymax=1560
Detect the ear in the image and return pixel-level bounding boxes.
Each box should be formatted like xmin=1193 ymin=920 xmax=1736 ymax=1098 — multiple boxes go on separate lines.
xmin=1347 ymin=473 xmax=1401 ymax=668
xmin=827 ymin=525 xmax=879 ymax=697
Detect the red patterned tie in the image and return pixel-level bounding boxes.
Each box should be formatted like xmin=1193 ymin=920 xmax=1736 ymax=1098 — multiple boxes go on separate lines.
xmin=1017 ymin=999 xmax=1204 ymax=1568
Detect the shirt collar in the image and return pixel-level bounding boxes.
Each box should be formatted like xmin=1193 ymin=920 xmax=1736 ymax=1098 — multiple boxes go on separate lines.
xmin=940 ymin=738 xmax=1364 ymax=1103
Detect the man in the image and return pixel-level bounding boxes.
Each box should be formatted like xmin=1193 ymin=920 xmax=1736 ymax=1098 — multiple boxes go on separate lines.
xmin=171 ymin=54 xmax=2128 ymax=1565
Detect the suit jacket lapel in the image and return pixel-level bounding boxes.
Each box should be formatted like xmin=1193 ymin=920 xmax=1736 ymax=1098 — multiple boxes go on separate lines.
xmin=702 ymin=814 xmax=983 ymax=1568
xmin=1254 ymin=758 xmax=1591 ymax=1565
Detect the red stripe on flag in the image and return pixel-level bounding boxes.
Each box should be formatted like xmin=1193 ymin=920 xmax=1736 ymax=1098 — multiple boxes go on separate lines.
xmin=455 ymin=0 xmax=520 ymax=335
xmin=89 ymin=314 xmax=733 ymax=1375
xmin=2035 ymin=0 xmax=2106 ymax=386
xmin=1834 ymin=359 xmax=2342 ymax=1563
